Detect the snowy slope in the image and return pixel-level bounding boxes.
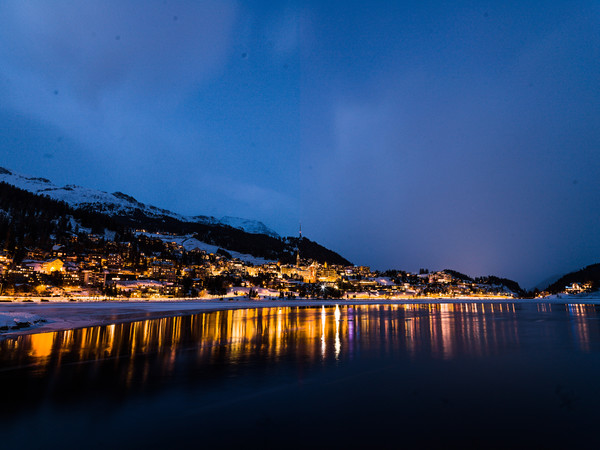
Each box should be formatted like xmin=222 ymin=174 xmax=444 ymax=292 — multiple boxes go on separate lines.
xmin=137 ymin=232 xmax=276 ymax=265
xmin=0 ymin=167 xmax=279 ymax=237
xmin=215 ymin=216 xmax=279 ymax=236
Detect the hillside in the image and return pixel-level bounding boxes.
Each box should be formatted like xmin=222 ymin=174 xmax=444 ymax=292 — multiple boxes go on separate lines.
xmin=474 ymin=275 xmax=526 ymax=297
xmin=0 ymin=181 xmax=350 ymax=266
xmin=545 ymin=263 xmax=600 ymax=294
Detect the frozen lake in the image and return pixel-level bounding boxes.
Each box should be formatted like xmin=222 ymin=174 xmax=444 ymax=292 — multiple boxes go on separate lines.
xmin=1 ymin=302 xmax=600 ymax=448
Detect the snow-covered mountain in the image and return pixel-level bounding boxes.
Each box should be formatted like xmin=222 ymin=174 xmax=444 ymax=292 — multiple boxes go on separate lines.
xmin=207 ymin=216 xmax=277 ymax=237
xmin=0 ymin=167 xmax=279 ymax=237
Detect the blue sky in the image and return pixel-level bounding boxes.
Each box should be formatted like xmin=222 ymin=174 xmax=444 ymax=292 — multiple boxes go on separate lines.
xmin=1 ymin=1 xmax=599 ymax=287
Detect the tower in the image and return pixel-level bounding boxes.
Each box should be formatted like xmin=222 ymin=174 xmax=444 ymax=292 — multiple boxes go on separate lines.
xmin=296 ymin=223 xmax=302 ymax=267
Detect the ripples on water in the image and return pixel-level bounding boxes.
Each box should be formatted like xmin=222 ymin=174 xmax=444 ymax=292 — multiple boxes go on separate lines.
xmin=2 ymin=303 xmax=600 ymax=448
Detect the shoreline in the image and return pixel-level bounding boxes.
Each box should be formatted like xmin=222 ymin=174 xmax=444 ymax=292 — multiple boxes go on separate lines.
xmin=1 ymin=295 xmax=599 ymax=339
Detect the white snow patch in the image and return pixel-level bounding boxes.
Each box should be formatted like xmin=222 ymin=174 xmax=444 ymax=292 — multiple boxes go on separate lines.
xmin=0 ymin=312 xmax=44 ymax=330
xmin=68 ymin=217 xmax=92 ymax=234
xmin=217 ymin=216 xmax=279 ymax=237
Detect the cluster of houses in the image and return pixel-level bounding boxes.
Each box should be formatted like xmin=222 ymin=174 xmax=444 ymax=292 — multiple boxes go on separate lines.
xmin=565 ymin=282 xmax=594 ymax=294
xmin=0 ymin=232 xmax=523 ymax=299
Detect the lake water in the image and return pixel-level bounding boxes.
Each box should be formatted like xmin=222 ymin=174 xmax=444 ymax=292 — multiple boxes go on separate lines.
xmin=2 ymin=302 xmax=600 ymax=449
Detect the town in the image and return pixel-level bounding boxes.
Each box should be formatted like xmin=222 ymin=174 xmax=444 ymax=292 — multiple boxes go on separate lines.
xmin=0 ymin=228 xmax=526 ymax=300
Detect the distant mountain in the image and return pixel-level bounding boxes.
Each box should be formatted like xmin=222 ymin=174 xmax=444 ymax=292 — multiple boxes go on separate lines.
xmin=0 ymin=167 xmax=279 ymax=237
xmin=545 ymin=263 xmax=600 ymax=294
xmin=534 ymin=273 xmax=563 ymax=292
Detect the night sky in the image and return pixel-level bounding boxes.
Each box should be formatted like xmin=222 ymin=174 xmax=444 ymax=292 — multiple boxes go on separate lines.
xmin=1 ymin=1 xmax=599 ymax=288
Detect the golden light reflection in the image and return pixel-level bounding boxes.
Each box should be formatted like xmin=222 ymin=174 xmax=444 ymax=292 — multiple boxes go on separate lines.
xmin=28 ymin=332 xmax=54 ymax=358
xmin=334 ymin=304 xmax=341 ymax=360
xmin=321 ymin=305 xmax=326 ymax=359
xmin=3 ymin=303 xmax=600 ymax=382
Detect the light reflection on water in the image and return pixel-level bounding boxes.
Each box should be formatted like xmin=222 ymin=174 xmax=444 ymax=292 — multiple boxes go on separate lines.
xmin=3 ymin=303 xmax=600 ymax=372
xmin=2 ymin=302 xmax=600 ymax=448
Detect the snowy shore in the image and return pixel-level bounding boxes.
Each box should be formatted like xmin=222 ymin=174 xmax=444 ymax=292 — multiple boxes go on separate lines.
xmin=0 ymin=293 xmax=599 ymax=339
xmin=0 ymin=312 xmax=45 ymax=332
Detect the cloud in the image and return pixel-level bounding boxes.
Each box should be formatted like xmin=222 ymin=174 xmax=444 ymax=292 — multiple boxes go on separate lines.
xmin=0 ymin=1 xmax=246 ymax=195
xmin=0 ymin=0 xmax=237 ymax=105
xmin=0 ymin=0 xmax=239 ymax=163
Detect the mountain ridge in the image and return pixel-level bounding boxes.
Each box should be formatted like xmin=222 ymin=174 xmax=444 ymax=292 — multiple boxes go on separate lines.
xmin=0 ymin=167 xmax=279 ymax=237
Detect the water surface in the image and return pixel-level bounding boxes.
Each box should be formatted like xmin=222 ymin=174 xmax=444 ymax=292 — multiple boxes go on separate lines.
xmin=2 ymin=303 xmax=600 ymax=448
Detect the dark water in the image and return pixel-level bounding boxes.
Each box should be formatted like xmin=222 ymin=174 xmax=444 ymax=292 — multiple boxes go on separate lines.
xmin=2 ymin=303 xmax=600 ymax=449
